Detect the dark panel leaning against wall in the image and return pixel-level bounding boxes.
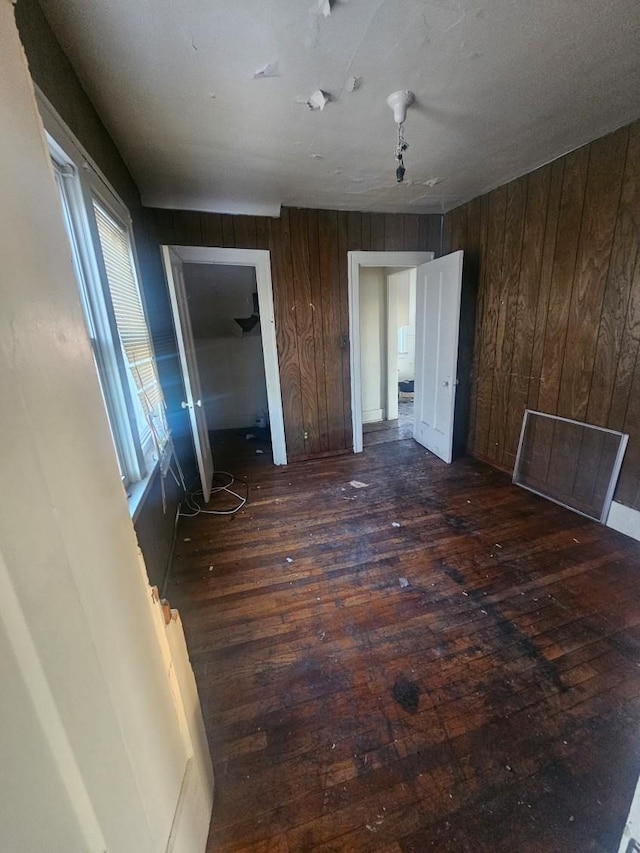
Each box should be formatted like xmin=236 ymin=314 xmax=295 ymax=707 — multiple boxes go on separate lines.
xmin=149 ymin=206 xmax=443 ymax=462
xmin=444 ymin=120 xmax=640 ymax=511
xmin=15 ymin=0 xmax=192 ymax=587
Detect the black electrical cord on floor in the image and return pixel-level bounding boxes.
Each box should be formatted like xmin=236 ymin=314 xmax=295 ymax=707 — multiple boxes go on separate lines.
xmin=178 ymin=471 xmax=248 ymax=517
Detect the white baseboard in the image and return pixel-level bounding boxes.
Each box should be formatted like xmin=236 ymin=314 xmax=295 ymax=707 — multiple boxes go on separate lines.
xmin=606 ymin=501 xmax=640 ymax=543
xmin=165 ymin=759 xmax=213 ymax=853
xmin=362 ymin=408 xmax=385 ymax=424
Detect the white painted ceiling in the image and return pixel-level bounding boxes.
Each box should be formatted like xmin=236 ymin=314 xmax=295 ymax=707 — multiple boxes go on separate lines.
xmin=39 ymin=0 xmax=640 ymax=216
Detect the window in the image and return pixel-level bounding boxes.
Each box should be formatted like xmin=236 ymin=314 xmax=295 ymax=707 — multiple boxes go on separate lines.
xmin=44 ymin=106 xmax=169 ymax=497
xmin=92 ymin=199 xmax=168 ymax=466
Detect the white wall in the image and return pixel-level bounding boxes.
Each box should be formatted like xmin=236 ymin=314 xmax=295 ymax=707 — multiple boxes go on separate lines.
xmin=184 ymin=263 xmax=268 ymax=429
xmin=0 ymin=7 xmax=212 ymax=851
xmin=359 ymin=267 xmax=386 ymax=423
xmin=396 ymin=268 xmax=417 ymax=383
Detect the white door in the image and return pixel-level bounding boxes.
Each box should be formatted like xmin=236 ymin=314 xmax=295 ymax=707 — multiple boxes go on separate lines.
xmin=413 ymin=251 xmax=464 ymax=463
xmin=162 ymin=246 xmax=214 ymax=501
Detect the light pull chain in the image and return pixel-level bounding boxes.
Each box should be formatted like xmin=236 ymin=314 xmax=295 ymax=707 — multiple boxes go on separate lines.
xmin=395 ymin=122 xmax=408 ymax=183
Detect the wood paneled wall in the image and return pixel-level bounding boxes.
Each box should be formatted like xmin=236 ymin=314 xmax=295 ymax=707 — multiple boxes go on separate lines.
xmin=150 ymin=206 xmax=442 ymax=461
xmin=444 ymin=120 xmax=640 ymax=510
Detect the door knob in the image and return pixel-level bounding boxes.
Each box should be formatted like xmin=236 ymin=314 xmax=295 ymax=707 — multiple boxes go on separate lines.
xmin=195 ymin=399 xmax=202 ymax=407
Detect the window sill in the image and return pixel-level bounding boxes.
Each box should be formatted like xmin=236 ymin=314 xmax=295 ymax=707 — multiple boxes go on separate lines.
xmin=128 ymin=461 xmax=160 ymax=523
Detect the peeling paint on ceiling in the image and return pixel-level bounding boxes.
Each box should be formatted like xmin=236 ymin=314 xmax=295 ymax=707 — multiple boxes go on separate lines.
xmin=38 ymin=0 xmax=640 ymax=216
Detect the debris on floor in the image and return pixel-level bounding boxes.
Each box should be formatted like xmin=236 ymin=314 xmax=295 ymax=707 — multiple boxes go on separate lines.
xmin=245 ymin=433 xmax=255 ymax=440
xmin=256 ymin=449 xmax=264 ymax=454
xmin=392 ymin=521 xmax=401 ymax=528
xmin=349 ymin=480 xmax=369 ymax=489
xmin=399 ymin=577 xmax=410 ymax=588
xmin=286 ymin=557 xmax=294 ymax=563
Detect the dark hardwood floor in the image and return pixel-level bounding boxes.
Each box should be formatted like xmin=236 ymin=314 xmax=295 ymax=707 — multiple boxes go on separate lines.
xmin=168 ymin=439 xmax=640 ymax=852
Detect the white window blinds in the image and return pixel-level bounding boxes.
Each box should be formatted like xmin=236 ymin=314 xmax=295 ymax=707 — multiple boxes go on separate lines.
xmin=92 ymin=199 xmax=169 ymax=459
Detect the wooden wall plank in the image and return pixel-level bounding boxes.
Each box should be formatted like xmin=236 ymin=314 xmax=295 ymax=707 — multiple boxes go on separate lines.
xmin=418 ymin=216 xmax=429 ymax=253
xmin=152 ymin=208 xmax=175 ymax=245
xmin=200 ymin=212 xmax=223 ymax=246
xmin=317 ymin=209 xmax=346 ymax=453
xmin=255 ymin=217 xmax=271 ymax=250
xmin=307 ymin=210 xmax=330 ymax=452
xmin=427 ymin=214 xmax=443 ymax=257
xmin=473 ymin=186 xmax=507 ymax=459
xmin=289 ymin=208 xmax=321 ymax=455
xmin=487 ymin=177 xmax=527 ymax=465
xmin=559 ymin=127 xmax=629 ymax=421
xmin=467 ymin=195 xmax=487 ymax=453
xmin=502 ymin=166 xmax=551 ymax=470
xmin=592 ymin=124 xmax=639 ymax=431
xmin=450 ymin=205 xmax=468 ymax=252
xmin=609 ymin=135 xmax=640 ymax=445
xmin=537 ymin=146 xmax=590 ymax=415
xmin=403 ymin=215 xmax=420 ymax=250
xmin=542 ymin=143 xmax=609 ymax=500
xmin=371 ymin=214 xmax=385 ymax=251
xmin=527 ymin=159 xmax=564 ymax=410
xmin=360 ymin=213 xmax=372 ymax=251
xmin=221 ymin=215 xmax=235 ymax=248
xmin=619 ymin=367 xmax=640 ymax=505
xmin=338 ymin=212 xmax=352 ymax=450
xmin=565 ymin=129 xmax=630 ymax=504
xmin=441 ymin=210 xmax=453 ymax=256
xmin=233 ymin=215 xmax=257 ymax=249
xmin=172 ymin=210 xmax=203 ymax=245
xmin=347 ymin=212 xmax=362 ymax=251
xmin=384 ymin=214 xmax=403 ymax=251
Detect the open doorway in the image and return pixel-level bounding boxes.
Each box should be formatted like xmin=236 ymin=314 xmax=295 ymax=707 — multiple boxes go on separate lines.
xmin=162 ymin=246 xmax=286 ymax=502
xmin=348 ymin=251 xmax=434 ymax=453
xmin=358 ymin=266 xmax=417 ymax=448
xmin=349 ymin=250 xmax=467 ymax=463
xmin=182 ymin=262 xmax=272 ymax=462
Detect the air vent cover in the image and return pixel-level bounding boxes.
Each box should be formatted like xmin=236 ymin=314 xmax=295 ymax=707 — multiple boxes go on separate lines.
xmin=513 ymin=410 xmax=628 ymax=523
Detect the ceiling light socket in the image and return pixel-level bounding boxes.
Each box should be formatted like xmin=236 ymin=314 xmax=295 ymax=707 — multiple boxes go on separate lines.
xmin=387 ymin=90 xmax=415 ymax=124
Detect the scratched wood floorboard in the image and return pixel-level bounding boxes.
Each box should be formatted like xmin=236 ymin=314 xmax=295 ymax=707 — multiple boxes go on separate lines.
xmin=167 ymin=439 xmax=640 ymax=852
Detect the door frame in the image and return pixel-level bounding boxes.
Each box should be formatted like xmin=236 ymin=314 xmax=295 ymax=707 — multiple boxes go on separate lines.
xmin=162 ymin=246 xmax=287 ymax=466
xmin=348 ymin=251 xmax=434 ymax=453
